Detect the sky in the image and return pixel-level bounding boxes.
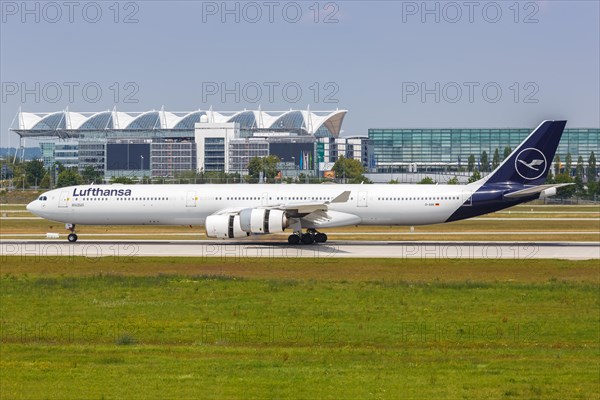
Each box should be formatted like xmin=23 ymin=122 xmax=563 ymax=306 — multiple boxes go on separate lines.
xmin=1 ymin=0 xmax=599 ymax=147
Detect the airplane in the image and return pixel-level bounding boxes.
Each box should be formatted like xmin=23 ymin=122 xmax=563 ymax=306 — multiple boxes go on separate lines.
xmin=27 ymin=120 xmax=571 ymax=245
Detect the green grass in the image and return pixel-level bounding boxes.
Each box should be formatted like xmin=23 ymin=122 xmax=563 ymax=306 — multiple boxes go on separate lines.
xmin=1 ymin=257 xmax=598 ymax=399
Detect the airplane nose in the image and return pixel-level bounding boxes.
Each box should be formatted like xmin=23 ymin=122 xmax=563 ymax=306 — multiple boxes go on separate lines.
xmin=26 ymin=201 xmax=34 ymax=212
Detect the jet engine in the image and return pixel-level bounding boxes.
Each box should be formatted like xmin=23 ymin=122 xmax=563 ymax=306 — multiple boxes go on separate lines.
xmin=239 ymin=208 xmax=288 ymax=234
xmin=205 ymin=215 xmax=249 ymax=239
xmin=539 ymin=187 xmax=557 ymax=199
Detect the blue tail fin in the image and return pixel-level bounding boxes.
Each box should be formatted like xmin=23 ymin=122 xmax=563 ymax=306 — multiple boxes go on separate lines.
xmin=485 ymin=120 xmax=567 ymax=185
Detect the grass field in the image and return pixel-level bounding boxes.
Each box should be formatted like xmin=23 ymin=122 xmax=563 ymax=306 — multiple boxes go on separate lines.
xmin=1 ymin=257 xmax=598 ymax=399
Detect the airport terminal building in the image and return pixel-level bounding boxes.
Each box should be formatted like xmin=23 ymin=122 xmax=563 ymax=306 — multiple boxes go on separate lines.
xmin=11 ymin=109 xmax=599 ymax=179
xmin=11 ymin=108 xmax=352 ymax=178
xmin=369 ymin=127 xmax=600 ymax=173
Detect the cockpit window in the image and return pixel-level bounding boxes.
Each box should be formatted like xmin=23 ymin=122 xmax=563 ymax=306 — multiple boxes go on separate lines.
xmin=38 ymin=196 xmax=47 ymax=201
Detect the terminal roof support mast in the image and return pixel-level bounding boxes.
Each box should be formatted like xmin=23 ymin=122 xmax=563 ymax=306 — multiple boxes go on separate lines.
xmin=112 ymin=106 xmax=119 ymax=129
xmin=306 ymin=105 xmax=313 ymax=134
xmin=258 ymin=105 xmax=263 ymax=128
xmin=9 ymin=107 xmax=21 ymax=164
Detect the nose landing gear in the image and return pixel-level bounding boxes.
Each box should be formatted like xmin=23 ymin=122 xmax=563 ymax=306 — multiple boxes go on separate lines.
xmin=66 ymin=224 xmax=78 ymax=243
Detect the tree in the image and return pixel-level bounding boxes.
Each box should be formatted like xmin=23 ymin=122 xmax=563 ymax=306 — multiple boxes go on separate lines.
xmin=467 ymin=154 xmax=475 ymax=172
xmin=565 ymin=153 xmax=572 ymax=176
xmin=492 ymin=148 xmax=500 ymax=170
xmin=12 ymin=174 xmax=28 ymax=190
xmin=588 ymin=152 xmax=597 ymax=182
xmin=546 ymin=168 xmax=554 ymax=184
xmin=480 ymin=151 xmax=489 ymax=172
xmin=418 ymin=177 xmax=435 ymax=184
xmin=110 ymin=176 xmax=135 ymax=184
xmin=247 ymin=155 xmax=280 ymax=182
xmin=447 ymin=176 xmax=459 ymax=185
xmin=39 ymin=174 xmax=51 ymax=189
xmin=247 ymin=157 xmax=263 ymax=182
xmin=554 ymin=154 xmax=561 ymax=176
xmin=1 ymin=163 xmax=14 ymax=180
xmin=57 ymin=169 xmax=82 ymax=187
xmin=262 ymin=155 xmax=280 ymax=182
xmin=25 ymin=159 xmax=46 ymax=187
xmin=554 ymin=173 xmax=575 ymax=198
xmin=332 ymin=156 xmax=367 ymax=183
xmin=587 ymin=181 xmax=599 ymax=200
xmin=81 ymin=165 xmax=104 ymax=184
xmin=576 ymin=156 xmax=585 ymax=181
xmin=503 ymin=146 xmax=512 ymax=160
xmin=573 ymin=156 xmax=586 ymax=197
xmin=467 ymin=171 xmax=481 ymax=183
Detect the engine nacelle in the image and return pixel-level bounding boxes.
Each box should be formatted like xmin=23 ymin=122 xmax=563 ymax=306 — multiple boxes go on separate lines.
xmin=239 ymin=208 xmax=288 ymax=234
xmin=205 ymin=215 xmax=249 ymax=239
xmin=539 ymin=187 xmax=557 ymax=199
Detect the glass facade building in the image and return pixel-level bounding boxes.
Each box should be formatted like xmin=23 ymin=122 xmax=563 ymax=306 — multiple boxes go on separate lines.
xmin=203 ymin=137 xmax=226 ymax=172
xmin=151 ymin=141 xmax=196 ymax=177
xmin=39 ymin=141 xmax=79 ymax=169
xmin=229 ymin=139 xmax=270 ymax=174
xmin=368 ymin=128 xmax=599 ymax=171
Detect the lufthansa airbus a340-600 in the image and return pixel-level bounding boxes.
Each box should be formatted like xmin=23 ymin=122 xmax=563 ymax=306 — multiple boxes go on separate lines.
xmin=27 ymin=120 xmax=571 ymax=244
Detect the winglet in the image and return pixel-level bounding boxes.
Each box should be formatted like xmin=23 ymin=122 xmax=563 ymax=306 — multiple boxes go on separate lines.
xmin=329 ymin=190 xmax=351 ymax=204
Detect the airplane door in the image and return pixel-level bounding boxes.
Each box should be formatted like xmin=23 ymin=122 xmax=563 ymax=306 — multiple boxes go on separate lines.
xmin=186 ymin=191 xmax=197 ymax=207
xmin=462 ymin=191 xmax=473 ymax=206
xmin=58 ymin=190 xmax=69 ymax=208
xmin=261 ymin=192 xmax=269 ymax=206
xmin=358 ymin=191 xmax=368 ymax=207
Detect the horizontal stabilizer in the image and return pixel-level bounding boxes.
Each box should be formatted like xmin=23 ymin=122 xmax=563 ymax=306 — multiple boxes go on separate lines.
xmin=503 ymin=183 xmax=574 ymax=198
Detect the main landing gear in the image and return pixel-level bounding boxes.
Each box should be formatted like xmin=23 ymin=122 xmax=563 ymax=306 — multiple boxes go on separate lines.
xmin=66 ymin=223 xmax=78 ymax=243
xmin=287 ymin=229 xmax=327 ymax=245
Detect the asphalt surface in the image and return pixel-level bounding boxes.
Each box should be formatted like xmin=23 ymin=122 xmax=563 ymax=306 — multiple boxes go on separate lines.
xmin=1 ymin=239 xmax=598 ymax=260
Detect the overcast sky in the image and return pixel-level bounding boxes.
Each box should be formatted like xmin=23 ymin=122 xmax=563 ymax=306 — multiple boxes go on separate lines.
xmin=1 ymin=1 xmax=598 ymax=147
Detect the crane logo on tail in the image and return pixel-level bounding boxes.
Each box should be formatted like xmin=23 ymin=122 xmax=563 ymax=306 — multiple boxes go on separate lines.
xmin=518 ymin=159 xmax=544 ymax=171
xmin=515 ymin=148 xmax=547 ymax=180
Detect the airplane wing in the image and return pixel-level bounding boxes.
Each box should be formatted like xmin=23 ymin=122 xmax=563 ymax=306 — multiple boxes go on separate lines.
xmin=213 ymin=190 xmax=352 ymax=217
xmin=503 ymin=183 xmax=574 ymax=198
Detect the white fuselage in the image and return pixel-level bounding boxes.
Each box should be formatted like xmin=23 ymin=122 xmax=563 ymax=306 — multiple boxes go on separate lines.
xmin=28 ymin=183 xmax=480 ymax=227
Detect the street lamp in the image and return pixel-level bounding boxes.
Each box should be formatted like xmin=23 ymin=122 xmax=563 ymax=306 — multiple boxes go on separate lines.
xmin=140 ymin=155 xmax=144 ymax=181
